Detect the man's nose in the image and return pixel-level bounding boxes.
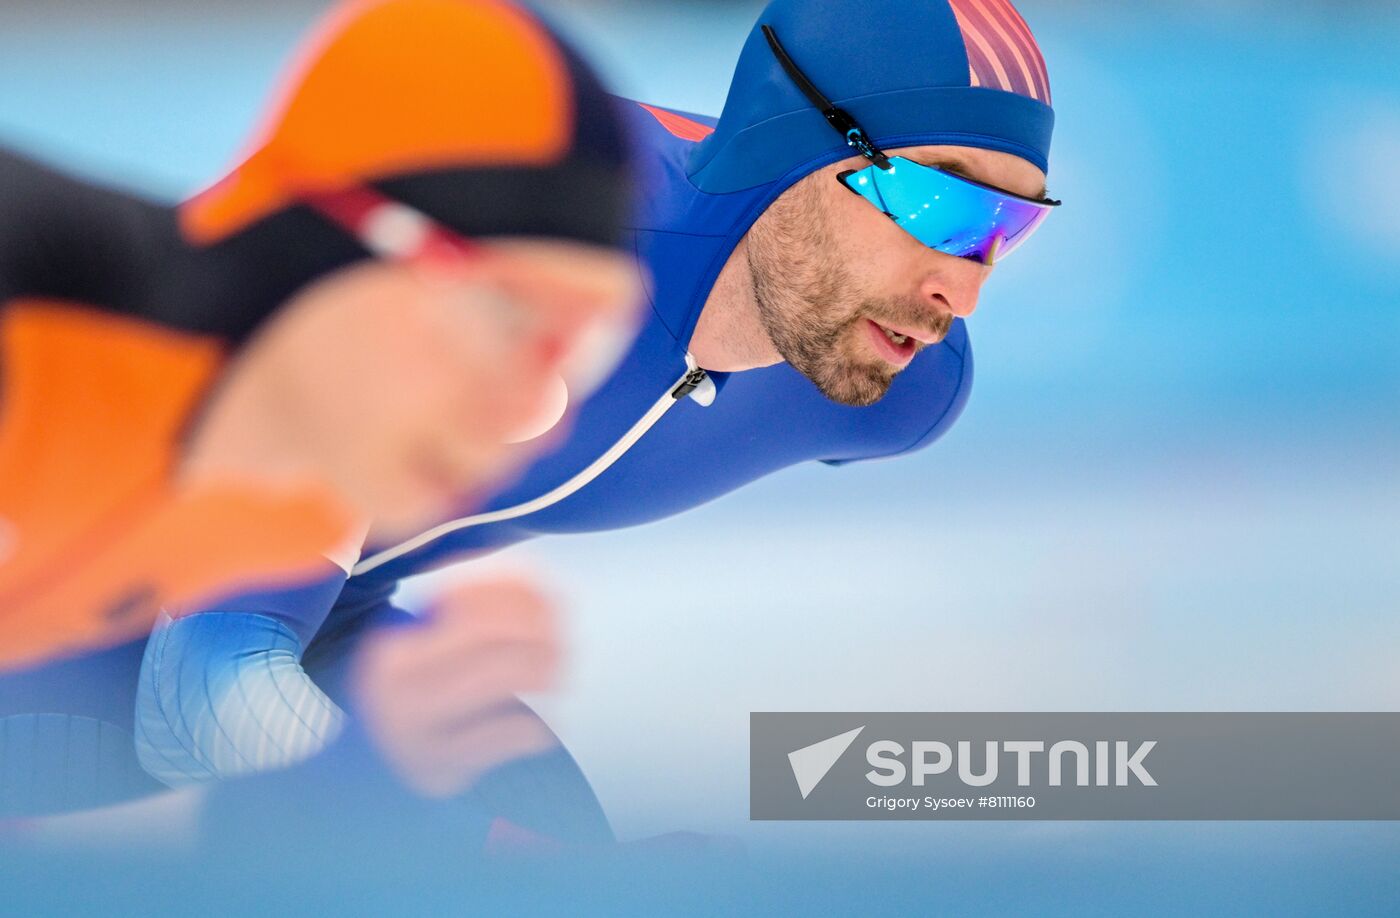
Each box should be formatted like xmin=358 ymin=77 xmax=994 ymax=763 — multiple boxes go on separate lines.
xmin=920 ymin=254 xmax=989 ymax=319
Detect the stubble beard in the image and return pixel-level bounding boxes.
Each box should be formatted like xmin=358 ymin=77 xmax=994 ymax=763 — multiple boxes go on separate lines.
xmin=744 ymin=177 xmax=924 ymax=407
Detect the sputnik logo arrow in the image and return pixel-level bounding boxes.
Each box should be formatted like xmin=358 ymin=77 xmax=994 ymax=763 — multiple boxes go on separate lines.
xmin=788 ymin=726 xmax=865 ymax=799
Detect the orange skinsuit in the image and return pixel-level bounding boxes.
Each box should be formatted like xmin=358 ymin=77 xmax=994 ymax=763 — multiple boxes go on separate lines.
xmin=0 ymin=0 xmax=631 ymax=669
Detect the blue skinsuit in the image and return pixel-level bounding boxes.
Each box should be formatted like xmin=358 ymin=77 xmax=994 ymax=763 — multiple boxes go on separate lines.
xmin=3 ymin=0 xmax=1054 ymax=835
xmin=130 ymin=98 xmax=977 ymax=790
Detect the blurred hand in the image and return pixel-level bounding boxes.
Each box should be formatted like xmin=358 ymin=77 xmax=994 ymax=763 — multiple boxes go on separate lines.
xmin=350 ymin=577 xmax=562 ymax=798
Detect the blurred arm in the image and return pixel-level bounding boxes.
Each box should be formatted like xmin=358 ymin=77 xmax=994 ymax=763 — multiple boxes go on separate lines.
xmin=134 ymin=566 xmax=350 ymax=786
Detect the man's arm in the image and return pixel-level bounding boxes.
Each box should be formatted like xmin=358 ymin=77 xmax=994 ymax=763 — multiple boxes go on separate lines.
xmin=133 ymin=565 xmax=351 ymax=785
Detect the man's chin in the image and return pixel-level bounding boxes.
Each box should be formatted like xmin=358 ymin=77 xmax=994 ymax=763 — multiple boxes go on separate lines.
xmin=807 ymin=361 xmax=896 ymax=407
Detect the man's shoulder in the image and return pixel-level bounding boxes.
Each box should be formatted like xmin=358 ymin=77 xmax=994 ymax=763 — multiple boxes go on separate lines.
xmin=616 ymin=99 xmax=717 ymax=222
xmin=618 ymin=98 xmax=716 ymax=145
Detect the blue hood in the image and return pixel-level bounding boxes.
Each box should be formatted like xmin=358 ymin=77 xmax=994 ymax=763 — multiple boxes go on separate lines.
xmin=627 ymin=0 xmax=1055 ymax=348
xmin=692 ymin=0 xmax=1054 ymax=193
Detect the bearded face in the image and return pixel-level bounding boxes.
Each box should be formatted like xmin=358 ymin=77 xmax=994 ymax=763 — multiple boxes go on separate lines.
xmin=743 ymin=170 xmax=953 ymax=407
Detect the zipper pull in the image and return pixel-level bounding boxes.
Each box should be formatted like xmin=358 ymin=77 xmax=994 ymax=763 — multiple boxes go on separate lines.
xmin=671 ymin=367 xmax=708 ymax=400
xmin=671 ymin=352 xmax=715 ymax=405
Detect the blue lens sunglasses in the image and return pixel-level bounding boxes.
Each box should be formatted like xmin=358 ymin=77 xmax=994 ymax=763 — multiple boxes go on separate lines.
xmin=762 ymin=25 xmax=1061 ymax=265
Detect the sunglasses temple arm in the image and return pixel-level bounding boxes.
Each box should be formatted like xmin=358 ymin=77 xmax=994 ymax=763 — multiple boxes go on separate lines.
xmin=761 ymin=25 xmax=891 ymax=170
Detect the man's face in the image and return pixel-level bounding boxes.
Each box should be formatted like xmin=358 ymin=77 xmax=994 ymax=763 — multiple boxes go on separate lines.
xmin=744 ymin=144 xmax=1048 ymax=406
xmin=187 ymin=238 xmax=640 ymax=543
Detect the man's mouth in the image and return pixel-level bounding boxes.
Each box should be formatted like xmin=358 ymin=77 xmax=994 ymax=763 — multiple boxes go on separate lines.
xmin=864 ymin=319 xmax=918 ymax=367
